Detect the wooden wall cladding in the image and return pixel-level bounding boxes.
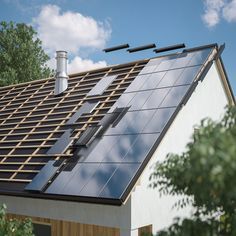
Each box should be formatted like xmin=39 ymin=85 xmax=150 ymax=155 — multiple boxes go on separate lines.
xmin=138 ymin=224 xmax=153 ymax=236
xmin=7 ymin=213 xmax=120 ymax=236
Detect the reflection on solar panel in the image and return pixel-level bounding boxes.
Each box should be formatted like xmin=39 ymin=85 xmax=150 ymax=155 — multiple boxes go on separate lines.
xmin=87 ymin=75 xmax=117 ymax=96
xmin=0 ymin=44 xmax=217 ymax=205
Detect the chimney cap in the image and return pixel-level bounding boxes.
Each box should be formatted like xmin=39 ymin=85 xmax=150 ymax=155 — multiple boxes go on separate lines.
xmin=56 ymin=50 xmax=68 ymax=58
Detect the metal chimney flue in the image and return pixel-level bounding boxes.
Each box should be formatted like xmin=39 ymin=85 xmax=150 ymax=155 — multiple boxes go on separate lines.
xmin=54 ymin=51 xmax=68 ymax=96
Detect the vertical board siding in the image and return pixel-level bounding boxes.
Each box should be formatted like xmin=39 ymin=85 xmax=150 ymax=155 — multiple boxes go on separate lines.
xmin=138 ymin=224 xmax=153 ymax=236
xmin=7 ymin=213 xmax=120 ymax=236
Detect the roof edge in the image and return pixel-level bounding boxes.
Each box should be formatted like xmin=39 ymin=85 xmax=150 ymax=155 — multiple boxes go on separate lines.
xmin=0 ymin=187 xmax=122 ymax=206
xmin=215 ymin=57 xmax=235 ymax=105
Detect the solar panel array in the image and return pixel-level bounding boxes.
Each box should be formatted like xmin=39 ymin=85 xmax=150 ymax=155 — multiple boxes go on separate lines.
xmin=0 ymin=45 xmax=215 ymax=204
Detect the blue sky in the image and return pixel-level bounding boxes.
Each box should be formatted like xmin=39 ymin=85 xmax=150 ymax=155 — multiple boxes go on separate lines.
xmin=1 ymin=0 xmax=236 ymax=94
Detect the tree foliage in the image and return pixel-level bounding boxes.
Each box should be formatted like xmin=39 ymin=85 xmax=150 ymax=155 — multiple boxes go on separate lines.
xmin=150 ymin=106 xmax=236 ymax=235
xmin=0 ymin=204 xmax=34 ymax=236
xmin=0 ymin=21 xmax=52 ymax=87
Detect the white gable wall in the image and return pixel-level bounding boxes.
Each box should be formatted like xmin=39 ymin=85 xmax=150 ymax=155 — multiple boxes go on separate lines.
xmin=130 ymin=62 xmax=229 ymax=235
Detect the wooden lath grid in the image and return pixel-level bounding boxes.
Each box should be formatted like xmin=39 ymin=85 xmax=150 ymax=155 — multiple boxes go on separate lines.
xmin=0 ymin=60 xmax=147 ymax=183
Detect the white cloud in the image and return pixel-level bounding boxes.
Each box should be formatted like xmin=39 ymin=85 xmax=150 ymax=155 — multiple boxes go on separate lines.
xmin=204 ymin=0 xmax=225 ymax=11
xmin=33 ymin=4 xmax=111 ymax=54
xmin=202 ymin=9 xmax=221 ymax=27
xmin=33 ymin=4 xmax=111 ymax=74
xmin=223 ymin=0 xmax=236 ymax=22
xmin=202 ymin=0 xmax=236 ymax=27
xmin=202 ymin=0 xmax=225 ymax=27
xmin=67 ymin=56 xmax=107 ymax=74
xmin=47 ymin=55 xmax=107 ymax=74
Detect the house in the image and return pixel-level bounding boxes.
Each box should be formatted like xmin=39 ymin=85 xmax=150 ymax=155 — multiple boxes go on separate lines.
xmin=0 ymin=43 xmax=234 ymax=236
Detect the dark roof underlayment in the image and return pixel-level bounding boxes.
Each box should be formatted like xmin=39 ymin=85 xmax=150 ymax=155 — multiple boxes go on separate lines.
xmin=0 ymin=44 xmax=232 ymax=205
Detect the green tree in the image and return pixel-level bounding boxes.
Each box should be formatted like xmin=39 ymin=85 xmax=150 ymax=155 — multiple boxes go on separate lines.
xmin=150 ymin=106 xmax=236 ymax=235
xmin=0 ymin=21 xmax=52 ymax=87
xmin=0 ymin=204 xmax=34 ymax=236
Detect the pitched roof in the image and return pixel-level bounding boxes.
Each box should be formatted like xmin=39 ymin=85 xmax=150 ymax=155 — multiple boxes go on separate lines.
xmin=0 ymin=44 xmax=229 ymax=205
